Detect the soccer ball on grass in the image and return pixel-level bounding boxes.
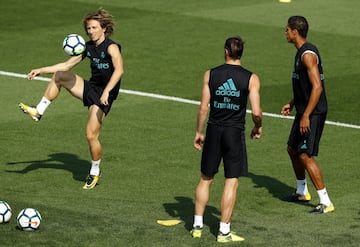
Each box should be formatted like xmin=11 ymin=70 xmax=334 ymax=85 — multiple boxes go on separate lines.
xmin=63 ymin=34 xmax=86 ymax=56
xmin=0 ymin=201 xmax=12 ymax=223
xmin=17 ymin=208 xmax=42 ymax=231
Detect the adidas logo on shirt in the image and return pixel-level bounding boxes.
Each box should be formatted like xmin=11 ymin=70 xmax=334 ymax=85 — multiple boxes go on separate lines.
xmin=213 ymin=78 xmax=241 ymax=110
xmin=215 ymin=79 xmax=240 ymax=97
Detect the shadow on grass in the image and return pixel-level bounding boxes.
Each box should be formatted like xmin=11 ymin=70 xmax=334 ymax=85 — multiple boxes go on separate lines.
xmin=248 ymin=172 xmax=316 ymax=208
xmin=162 ymin=173 xmax=316 ymax=237
xmin=163 ymin=196 xmax=220 ymax=237
xmin=6 ymin=152 xmax=89 ymax=182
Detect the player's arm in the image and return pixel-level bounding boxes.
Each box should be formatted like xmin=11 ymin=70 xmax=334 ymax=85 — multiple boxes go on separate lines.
xmin=194 ymin=70 xmax=210 ymax=151
xmin=248 ymin=73 xmax=262 ymax=139
xmin=99 ymin=44 xmax=124 ymax=106
xmin=27 ymin=55 xmax=83 ymax=80
xmin=300 ymin=52 xmax=323 ymax=134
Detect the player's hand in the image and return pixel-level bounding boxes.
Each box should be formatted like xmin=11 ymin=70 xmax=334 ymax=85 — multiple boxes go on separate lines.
xmin=27 ymin=69 xmax=41 ymax=80
xmin=281 ymin=103 xmax=292 ymax=116
xmin=100 ymin=91 xmax=110 ymax=106
xmin=251 ymin=126 xmax=262 ymax=139
xmin=194 ymin=132 xmax=204 ymax=151
xmin=300 ymin=115 xmax=310 ymax=135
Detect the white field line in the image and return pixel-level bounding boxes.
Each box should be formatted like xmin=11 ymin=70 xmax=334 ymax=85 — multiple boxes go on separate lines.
xmin=1 ymin=70 xmax=359 ymax=129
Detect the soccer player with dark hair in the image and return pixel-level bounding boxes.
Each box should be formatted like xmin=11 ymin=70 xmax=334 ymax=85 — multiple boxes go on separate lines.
xmin=191 ymin=36 xmax=262 ymax=242
xmin=19 ymin=8 xmax=124 ymax=190
xmin=281 ymin=16 xmax=334 ymax=214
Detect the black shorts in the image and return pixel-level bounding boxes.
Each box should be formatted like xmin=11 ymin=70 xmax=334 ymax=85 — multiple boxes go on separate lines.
xmin=201 ymin=124 xmax=248 ymax=178
xmin=287 ymin=114 xmax=326 ymax=156
xmin=83 ymin=80 xmax=115 ymax=116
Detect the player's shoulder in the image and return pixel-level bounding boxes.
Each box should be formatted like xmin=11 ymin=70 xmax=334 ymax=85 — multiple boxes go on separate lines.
xmin=301 ymin=42 xmax=320 ymax=54
xmin=106 ymin=38 xmax=122 ymax=52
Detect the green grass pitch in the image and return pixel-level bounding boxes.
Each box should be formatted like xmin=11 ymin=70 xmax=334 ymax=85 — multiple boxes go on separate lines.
xmin=0 ymin=0 xmax=359 ymax=246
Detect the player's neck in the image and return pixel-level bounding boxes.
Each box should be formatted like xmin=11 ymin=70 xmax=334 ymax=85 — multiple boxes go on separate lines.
xmin=226 ymin=59 xmax=241 ymax=66
xmin=95 ymin=36 xmax=106 ymax=46
xmin=225 ymin=60 xmax=241 ymax=65
xmin=295 ymin=38 xmax=307 ymax=50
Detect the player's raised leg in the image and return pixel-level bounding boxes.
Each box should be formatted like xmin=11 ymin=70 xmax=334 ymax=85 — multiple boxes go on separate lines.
xmin=19 ymin=71 xmax=84 ymax=121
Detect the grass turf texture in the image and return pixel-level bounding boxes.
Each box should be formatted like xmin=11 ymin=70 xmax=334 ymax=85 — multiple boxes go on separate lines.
xmin=0 ymin=0 xmax=360 ymax=246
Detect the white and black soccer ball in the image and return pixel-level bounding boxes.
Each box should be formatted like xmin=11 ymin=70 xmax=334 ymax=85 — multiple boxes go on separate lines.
xmin=0 ymin=201 xmax=12 ymax=223
xmin=17 ymin=208 xmax=42 ymax=231
xmin=63 ymin=34 xmax=86 ymax=56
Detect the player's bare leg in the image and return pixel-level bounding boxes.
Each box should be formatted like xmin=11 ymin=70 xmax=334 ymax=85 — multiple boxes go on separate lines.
xmin=282 ymin=146 xmax=311 ymax=202
xmin=288 ymin=146 xmax=306 ymax=180
xmin=194 ymin=174 xmax=213 ymax=217
xmin=299 ymin=153 xmax=324 ymax=190
xmin=44 ymin=71 xmax=84 ymax=101
xmin=86 ymin=105 xmax=104 ymax=161
xmin=191 ymin=174 xmax=213 ymax=238
xmin=19 ymin=72 xmax=84 ymax=121
xmin=220 ymin=178 xmax=238 ymax=224
xmin=217 ymin=178 xmax=244 ymax=243
xmin=299 ymin=153 xmax=334 ymax=213
xmin=83 ymin=105 xmax=105 ymax=189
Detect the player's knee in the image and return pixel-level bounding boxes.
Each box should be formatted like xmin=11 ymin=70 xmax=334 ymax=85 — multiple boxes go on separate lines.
xmin=201 ymin=173 xmax=214 ymax=181
xmin=225 ymin=177 xmax=239 ymax=189
xmin=299 ymin=152 xmax=311 ymax=162
xmin=54 ymin=71 xmax=65 ymax=83
xmin=85 ymin=129 xmax=98 ymax=142
xmin=54 ymin=71 xmax=75 ymax=84
xmin=287 ymin=146 xmax=297 ymax=157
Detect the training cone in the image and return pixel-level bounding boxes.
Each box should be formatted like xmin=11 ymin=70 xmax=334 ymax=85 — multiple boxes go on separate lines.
xmin=156 ymin=219 xmax=183 ymax=226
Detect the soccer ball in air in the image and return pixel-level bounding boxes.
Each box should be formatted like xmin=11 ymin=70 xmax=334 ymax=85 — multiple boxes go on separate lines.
xmin=17 ymin=208 xmax=42 ymax=231
xmin=63 ymin=34 xmax=86 ymax=56
xmin=0 ymin=201 xmax=12 ymax=223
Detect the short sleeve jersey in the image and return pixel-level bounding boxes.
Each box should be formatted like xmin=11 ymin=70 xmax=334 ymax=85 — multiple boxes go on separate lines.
xmin=208 ymin=64 xmax=252 ymax=129
xmin=83 ymin=38 xmax=122 ymax=99
xmin=292 ymin=42 xmax=327 ymax=115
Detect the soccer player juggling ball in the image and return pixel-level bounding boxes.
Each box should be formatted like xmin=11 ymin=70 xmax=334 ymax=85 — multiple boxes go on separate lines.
xmin=19 ymin=8 xmax=124 ymax=190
